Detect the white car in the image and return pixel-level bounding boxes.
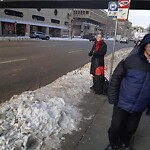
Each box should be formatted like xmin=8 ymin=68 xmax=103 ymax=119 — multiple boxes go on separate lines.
xmin=120 ymin=37 xmax=129 ymax=44
xmin=30 ymin=32 xmax=50 ymax=40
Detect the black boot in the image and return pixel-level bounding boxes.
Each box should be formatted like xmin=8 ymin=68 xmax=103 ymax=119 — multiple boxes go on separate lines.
xmin=105 ymin=145 xmax=118 ymax=150
xmin=120 ymin=144 xmax=133 ymax=150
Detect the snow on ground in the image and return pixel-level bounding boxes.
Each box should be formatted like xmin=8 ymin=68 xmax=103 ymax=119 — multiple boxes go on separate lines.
xmin=50 ymin=37 xmax=89 ymax=41
xmin=105 ymin=47 xmax=133 ymax=79
xmin=0 ymin=36 xmax=89 ymax=42
xmin=0 ymin=36 xmax=113 ymax=42
xmin=0 ymin=36 xmax=31 ymax=41
xmin=0 ymin=47 xmax=133 ymax=150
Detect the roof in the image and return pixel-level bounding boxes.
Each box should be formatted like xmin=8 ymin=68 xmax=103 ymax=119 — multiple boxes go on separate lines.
xmin=0 ymin=0 xmax=150 ymax=9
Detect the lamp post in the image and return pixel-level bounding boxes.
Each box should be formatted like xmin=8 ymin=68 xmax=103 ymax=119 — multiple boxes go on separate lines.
xmin=68 ymin=9 xmax=74 ymax=39
xmin=70 ymin=19 xmax=74 ymax=39
xmin=15 ymin=21 xmax=17 ymax=36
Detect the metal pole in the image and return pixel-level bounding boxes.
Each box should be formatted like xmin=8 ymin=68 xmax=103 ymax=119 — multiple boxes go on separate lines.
xmin=15 ymin=21 xmax=17 ymax=37
xmin=109 ymin=19 xmax=118 ymax=79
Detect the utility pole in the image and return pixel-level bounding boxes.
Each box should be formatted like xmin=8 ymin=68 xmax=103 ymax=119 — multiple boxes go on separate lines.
xmin=15 ymin=21 xmax=17 ymax=36
xmin=109 ymin=19 xmax=118 ymax=78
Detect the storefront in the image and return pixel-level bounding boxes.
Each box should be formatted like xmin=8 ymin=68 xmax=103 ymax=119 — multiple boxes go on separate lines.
xmin=2 ymin=22 xmax=15 ymax=36
xmin=2 ymin=22 xmax=26 ymax=36
xmin=30 ymin=25 xmax=46 ymax=33
xmin=49 ymin=27 xmax=61 ymax=37
xmin=16 ymin=24 xmax=26 ymax=36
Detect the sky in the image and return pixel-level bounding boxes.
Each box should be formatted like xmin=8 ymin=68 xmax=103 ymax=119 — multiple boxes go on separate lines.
xmin=0 ymin=38 xmax=132 ymax=150
xmin=128 ymin=10 xmax=150 ymax=28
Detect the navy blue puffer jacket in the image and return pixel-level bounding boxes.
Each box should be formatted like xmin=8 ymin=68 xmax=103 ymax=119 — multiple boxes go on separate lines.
xmin=108 ymin=34 xmax=150 ymax=113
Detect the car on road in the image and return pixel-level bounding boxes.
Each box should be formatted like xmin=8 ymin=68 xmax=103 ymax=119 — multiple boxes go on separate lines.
xmin=89 ymin=35 xmax=96 ymax=42
xmin=30 ymin=31 xmax=50 ymax=40
xmin=120 ymin=37 xmax=129 ymax=44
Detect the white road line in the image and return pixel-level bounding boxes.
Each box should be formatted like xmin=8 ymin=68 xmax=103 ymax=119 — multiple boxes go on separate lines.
xmin=68 ymin=50 xmax=83 ymax=54
xmin=0 ymin=58 xmax=27 ymax=65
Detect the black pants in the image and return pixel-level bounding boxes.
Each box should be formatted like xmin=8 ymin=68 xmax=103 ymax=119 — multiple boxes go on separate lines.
xmin=93 ymin=75 xmax=104 ymax=93
xmin=108 ymin=105 xmax=142 ymax=147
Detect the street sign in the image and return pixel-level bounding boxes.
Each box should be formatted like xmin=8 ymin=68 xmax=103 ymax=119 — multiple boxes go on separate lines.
xmin=117 ymin=0 xmax=131 ymax=20
xmin=108 ymin=1 xmax=118 ymax=18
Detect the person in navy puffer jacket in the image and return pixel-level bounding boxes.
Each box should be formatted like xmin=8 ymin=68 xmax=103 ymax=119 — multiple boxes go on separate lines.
xmin=105 ymin=34 xmax=150 ymax=150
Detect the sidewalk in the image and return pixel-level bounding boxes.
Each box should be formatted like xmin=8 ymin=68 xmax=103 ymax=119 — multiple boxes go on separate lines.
xmin=61 ymin=92 xmax=150 ymax=150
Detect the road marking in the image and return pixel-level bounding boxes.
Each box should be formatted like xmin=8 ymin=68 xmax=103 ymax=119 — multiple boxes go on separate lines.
xmin=41 ymin=46 xmax=54 ymax=48
xmin=0 ymin=59 xmax=27 ymax=65
xmin=68 ymin=50 xmax=83 ymax=54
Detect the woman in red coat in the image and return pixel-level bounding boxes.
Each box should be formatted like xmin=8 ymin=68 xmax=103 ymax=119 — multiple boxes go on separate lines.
xmin=88 ymin=33 xmax=107 ymax=94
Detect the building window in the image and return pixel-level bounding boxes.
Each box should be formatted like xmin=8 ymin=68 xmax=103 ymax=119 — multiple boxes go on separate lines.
xmin=32 ymin=15 xmax=45 ymax=21
xmin=86 ymin=11 xmax=89 ymax=14
xmin=83 ymin=11 xmax=85 ymax=14
xmin=54 ymin=9 xmax=58 ymax=16
xmin=74 ymin=11 xmax=77 ymax=14
xmin=64 ymin=22 xmax=69 ymax=26
xmin=51 ymin=19 xmax=60 ymax=24
xmin=4 ymin=9 xmax=23 ymax=17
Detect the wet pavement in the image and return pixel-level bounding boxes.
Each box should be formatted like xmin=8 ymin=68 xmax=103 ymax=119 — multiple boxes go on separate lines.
xmin=61 ymin=92 xmax=150 ymax=150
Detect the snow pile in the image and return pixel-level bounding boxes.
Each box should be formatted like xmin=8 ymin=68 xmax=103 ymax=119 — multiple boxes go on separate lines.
xmin=0 ymin=64 xmax=91 ymax=150
xmin=0 ymin=36 xmax=32 ymax=41
xmin=105 ymin=47 xmax=133 ymax=79
xmin=0 ymin=36 xmax=89 ymax=42
xmin=0 ymin=92 xmax=81 ymax=150
xmin=36 ymin=64 xmax=91 ymax=105
xmin=0 ymin=47 xmax=133 ymax=150
xmin=50 ymin=37 xmax=88 ymax=41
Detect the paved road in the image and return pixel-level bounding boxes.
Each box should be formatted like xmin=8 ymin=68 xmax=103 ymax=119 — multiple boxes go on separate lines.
xmin=0 ymin=39 xmax=135 ymax=103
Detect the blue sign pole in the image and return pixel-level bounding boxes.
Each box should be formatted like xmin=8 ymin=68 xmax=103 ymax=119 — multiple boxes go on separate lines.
xmin=108 ymin=1 xmax=118 ymax=79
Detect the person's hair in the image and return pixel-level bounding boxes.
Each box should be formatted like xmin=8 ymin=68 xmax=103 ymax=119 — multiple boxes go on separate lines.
xmin=97 ymin=33 xmax=103 ymax=39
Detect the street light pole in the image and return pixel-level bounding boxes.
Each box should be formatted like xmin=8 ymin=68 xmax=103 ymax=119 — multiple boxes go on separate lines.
xmin=15 ymin=21 xmax=17 ymax=36
xmin=109 ymin=19 xmax=118 ymax=79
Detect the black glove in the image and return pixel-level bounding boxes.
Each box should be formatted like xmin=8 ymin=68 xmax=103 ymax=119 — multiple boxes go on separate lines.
xmin=88 ymin=50 xmax=96 ymax=57
xmin=146 ymin=108 xmax=150 ymax=116
xmin=88 ymin=52 xmax=93 ymax=57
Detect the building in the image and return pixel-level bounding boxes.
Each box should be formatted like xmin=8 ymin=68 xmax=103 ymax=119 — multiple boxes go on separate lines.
xmin=72 ymin=9 xmax=107 ymax=37
xmin=106 ymin=18 xmax=132 ymax=38
xmin=105 ymin=17 xmax=116 ymax=38
xmin=0 ymin=9 xmax=72 ymax=37
xmin=117 ymin=20 xmax=132 ymax=38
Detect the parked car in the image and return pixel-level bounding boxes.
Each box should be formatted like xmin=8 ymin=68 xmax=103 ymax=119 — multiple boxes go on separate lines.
xmin=30 ymin=32 xmax=50 ymax=40
xmin=89 ymin=35 xmax=96 ymax=42
xmin=120 ymin=37 xmax=129 ymax=44
xmin=82 ymin=34 xmax=90 ymax=39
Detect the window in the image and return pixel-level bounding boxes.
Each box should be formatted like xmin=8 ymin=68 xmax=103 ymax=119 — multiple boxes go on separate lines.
xmin=54 ymin=9 xmax=58 ymax=16
xmin=4 ymin=9 xmax=23 ymax=17
xmin=64 ymin=22 xmax=69 ymax=25
xmin=86 ymin=11 xmax=89 ymax=14
xmin=32 ymin=15 xmax=45 ymax=21
xmin=51 ymin=19 xmax=60 ymax=24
